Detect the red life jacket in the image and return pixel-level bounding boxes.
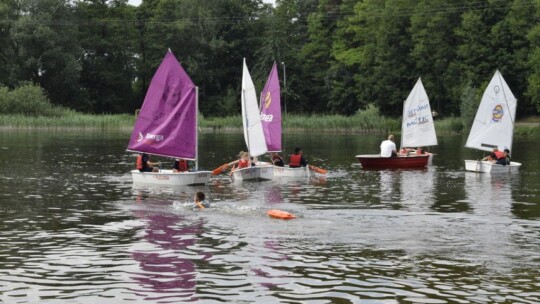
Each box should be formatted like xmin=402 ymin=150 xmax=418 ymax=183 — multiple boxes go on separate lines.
xmin=494 ymin=150 xmax=505 ymax=159
xmin=289 ymin=154 xmax=301 ymax=167
xmin=177 ymin=159 xmax=188 ymax=172
xmin=136 ymin=155 xmax=143 ymax=170
xmin=237 ymin=159 xmax=249 ymax=169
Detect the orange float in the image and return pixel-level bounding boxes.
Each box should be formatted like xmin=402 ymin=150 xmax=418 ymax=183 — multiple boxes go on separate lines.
xmin=267 ymin=209 xmax=296 ymax=220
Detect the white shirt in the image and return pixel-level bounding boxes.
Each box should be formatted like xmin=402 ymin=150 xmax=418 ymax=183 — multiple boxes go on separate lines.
xmin=380 ymin=139 xmax=396 ymax=157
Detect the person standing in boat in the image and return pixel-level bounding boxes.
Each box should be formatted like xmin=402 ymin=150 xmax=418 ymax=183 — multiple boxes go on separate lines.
xmin=380 ymin=135 xmax=397 ymax=158
xmin=289 ymin=147 xmax=308 ymax=168
xmin=136 ymin=153 xmax=160 ymax=172
xmin=172 ymin=158 xmax=189 ymax=173
xmin=270 ymin=152 xmax=285 ymax=167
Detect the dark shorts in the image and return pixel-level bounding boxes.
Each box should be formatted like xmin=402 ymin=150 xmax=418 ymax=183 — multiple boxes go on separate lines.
xmin=139 ymin=167 xmax=154 ymax=172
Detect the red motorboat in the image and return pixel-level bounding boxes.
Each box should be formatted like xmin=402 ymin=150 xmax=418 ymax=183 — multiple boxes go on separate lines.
xmin=355 ymin=154 xmax=431 ymax=169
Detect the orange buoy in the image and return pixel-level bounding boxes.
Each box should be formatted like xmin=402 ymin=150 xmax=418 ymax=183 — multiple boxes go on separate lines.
xmin=267 ymin=209 xmax=296 ymax=220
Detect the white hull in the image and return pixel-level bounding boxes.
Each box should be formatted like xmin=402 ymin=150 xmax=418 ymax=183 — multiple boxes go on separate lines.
xmin=464 ymin=160 xmax=522 ymax=173
xmin=131 ymin=169 xmax=212 ymax=186
xmin=272 ymin=165 xmax=310 ymax=178
xmin=232 ymin=165 xmax=273 ymax=181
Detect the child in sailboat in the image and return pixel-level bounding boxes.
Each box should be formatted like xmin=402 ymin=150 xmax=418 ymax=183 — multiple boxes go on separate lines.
xmin=482 ymin=147 xmax=505 ymax=163
xmin=136 ymin=153 xmax=160 ymax=172
xmin=289 ymin=147 xmax=308 ymax=167
xmin=228 ymin=151 xmax=251 ymax=169
xmin=172 ymin=158 xmax=189 ymax=172
xmin=270 ymin=152 xmax=285 ymax=167
xmin=496 ymin=149 xmax=511 ymax=165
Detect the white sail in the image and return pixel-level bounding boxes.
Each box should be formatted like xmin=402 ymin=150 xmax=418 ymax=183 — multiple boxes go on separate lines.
xmin=401 ymin=78 xmax=438 ymax=148
xmin=465 ymin=70 xmax=517 ymax=152
xmin=242 ymin=58 xmax=267 ymax=157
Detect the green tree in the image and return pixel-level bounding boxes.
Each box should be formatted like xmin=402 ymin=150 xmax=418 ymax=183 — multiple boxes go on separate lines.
xmin=332 ymin=0 xmax=416 ymax=116
xmin=76 ymin=0 xmax=137 ymax=113
xmin=10 ymin=0 xmax=83 ymax=109
xmin=409 ymin=0 xmax=464 ymax=116
xmin=301 ymin=0 xmax=343 ymax=113
xmin=527 ymin=0 xmax=540 ymax=112
xmin=0 ymin=0 xmax=18 ymax=87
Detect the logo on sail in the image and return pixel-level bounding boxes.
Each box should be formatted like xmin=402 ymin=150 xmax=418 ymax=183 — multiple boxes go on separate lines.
xmin=137 ymin=131 xmax=164 ymax=143
xmin=264 ymin=92 xmax=272 ymax=109
xmin=492 ymin=104 xmax=504 ymax=122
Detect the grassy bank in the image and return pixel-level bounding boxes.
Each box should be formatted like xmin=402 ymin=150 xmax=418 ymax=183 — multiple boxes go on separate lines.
xmin=2 ymin=113 xmax=540 ymax=137
xmin=0 ymin=113 xmax=135 ymax=130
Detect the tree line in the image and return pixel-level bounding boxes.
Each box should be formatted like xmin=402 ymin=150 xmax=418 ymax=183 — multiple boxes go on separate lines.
xmin=1 ymin=0 xmax=539 ymax=118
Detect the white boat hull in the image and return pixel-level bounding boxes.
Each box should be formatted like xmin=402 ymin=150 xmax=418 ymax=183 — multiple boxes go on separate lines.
xmin=464 ymin=160 xmax=522 ymax=173
xmin=131 ymin=169 xmax=212 ymax=186
xmin=272 ymin=165 xmax=310 ymax=178
xmin=231 ymin=165 xmax=273 ymax=181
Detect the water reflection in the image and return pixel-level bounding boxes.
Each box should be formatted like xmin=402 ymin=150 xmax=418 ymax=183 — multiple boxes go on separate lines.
xmin=464 ymin=173 xmax=514 ymax=217
xmin=400 ymin=168 xmax=435 ymax=211
xmin=130 ymin=192 xmax=211 ymax=301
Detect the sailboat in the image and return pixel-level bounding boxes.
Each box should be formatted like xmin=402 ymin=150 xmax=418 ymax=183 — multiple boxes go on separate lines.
xmin=464 ymin=70 xmax=521 ymax=173
xmin=230 ymin=58 xmax=273 ymax=181
xmin=127 ymin=50 xmax=212 ymax=186
xmin=260 ymin=62 xmax=326 ymax=178
xmin=260 ymin=62 xmax=306 ymax=178
xmin=356 ymin=78 xmax=437 ymax=169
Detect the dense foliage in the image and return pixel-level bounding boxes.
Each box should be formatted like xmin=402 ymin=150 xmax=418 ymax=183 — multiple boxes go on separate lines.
xmin=0 ymin=0 xmax=539 ymax=118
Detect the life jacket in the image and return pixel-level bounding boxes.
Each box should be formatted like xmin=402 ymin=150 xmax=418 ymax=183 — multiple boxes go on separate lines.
xmin=400 ymin=148 xmax=407 ymax=154
xmin=416 ymin=148 xmax=423 ymax=155
xmin=136 ymin=154 xmax=143 ymax=170
xmin=237 ymin=159 xmax=249 ymax=169
xmin=176 ymin=159 xmax=188 ymax=172
xmin=289 ymin=154 xmax=301 ymax=167
xmin=494 ymin=150 xmax=505 ymax=159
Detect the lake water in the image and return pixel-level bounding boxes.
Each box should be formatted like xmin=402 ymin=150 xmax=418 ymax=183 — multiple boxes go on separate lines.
xmin=0 ymin=129 xmax=538 ymax=303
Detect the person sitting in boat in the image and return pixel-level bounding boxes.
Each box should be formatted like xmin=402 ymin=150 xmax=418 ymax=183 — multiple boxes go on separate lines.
xmin=380 ymin=135 xmax=397 ymax=158
xmin=228 ymin=151 xmax=251 ymax=169
xmin=289 ymin=147 xmax=308 ymax=168
xmin=172 ymin=158 xmax=189 ymax=173
xmin=270 ymin=152 xmax=285 ymax=167
xmin=495 ymin=149 xmax=511 ymax=165
xmin=194 ymin=191 xmax=210 ymax=209
xmin=136 ymin=153 xmax=160 ymax=172
xmin=482 ymin=146 xmax=505 ymax=162
xmin=416 ymin=147 xmax=426 ymax=155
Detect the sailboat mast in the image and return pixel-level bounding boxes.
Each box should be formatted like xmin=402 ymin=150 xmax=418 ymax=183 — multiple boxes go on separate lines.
xmin=195 ymin=86 xmax=199 ymax=171
xmin=242 ymin=88 xmax=252 ymax=168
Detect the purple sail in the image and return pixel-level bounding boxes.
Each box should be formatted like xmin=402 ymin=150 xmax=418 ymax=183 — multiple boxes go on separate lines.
xmin=260 ymin=62 xmax=282 ymax=152
xmin=127 ymin=51 xmax=197 ymax=159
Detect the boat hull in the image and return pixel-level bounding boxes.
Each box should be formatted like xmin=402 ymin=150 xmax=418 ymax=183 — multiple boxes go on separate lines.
xmin=464 ymin=160 xmax=522 ymax=173
xmin=356 ymin=154 xmax=430 ymax=169
xmin=272 ymin=165 xmax=310 ymax=178
xmin=131 ymin=169 xmax=212 ymax=186
xmin=231 ymin=165 xmax=273 ymax=181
